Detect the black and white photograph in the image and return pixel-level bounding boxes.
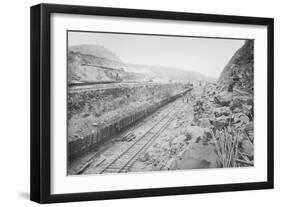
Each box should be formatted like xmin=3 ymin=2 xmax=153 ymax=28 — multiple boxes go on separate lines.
xmin=28 ymin=2 xmax=274 ymax=204
xmin=67 ymin=31 xmax=254 ymax=175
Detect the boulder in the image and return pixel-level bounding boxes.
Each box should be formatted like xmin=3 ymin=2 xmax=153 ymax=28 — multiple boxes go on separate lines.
xmin=207 ymin=90 xmax=216 ymax=96
xmin=166 ymin=157 xmax=178 ymax=170
xmin=230 ymin=98 xmax=243 ymax=111
xmin=138 ymin=152 xmax=150 ymax=162
xmin=210 ymin=115 xmax=229 ymax=130
xmin=215 ymin=91 xmax=233 ymax=106
xmin=232 ymin=107 xmax=242 ymax=113
xmin=213 ymin=107 xmax=231 ymax=117
xmin=233 ymin=113 xmax=250 ymax=125
xmin=239 ymin=114 xmax=250 ymax=125
xmin=240 ymin=139 xmax=253 ymax=156
xmin=242 ymin=105 xmax=253 ymax=121
xmin=246 ymin=98 xmax=253 ymax=105
xmin=244 ymin=122 xmax=254 ymax=133
xmin=176 ymin=143 xmax=219 ymax=169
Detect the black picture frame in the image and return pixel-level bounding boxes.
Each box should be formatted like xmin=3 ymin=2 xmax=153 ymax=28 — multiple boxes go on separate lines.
xmin=30 ymin=3 xmax=274 ymax=204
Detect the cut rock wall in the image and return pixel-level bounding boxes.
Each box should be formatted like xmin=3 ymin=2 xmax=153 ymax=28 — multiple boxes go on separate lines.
xmin=68 ymin=85 xmax=192 ymax=162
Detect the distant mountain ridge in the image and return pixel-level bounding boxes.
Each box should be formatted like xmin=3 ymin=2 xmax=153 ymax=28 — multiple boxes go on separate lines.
xmin=68 ymin=44 xmax=215 ymax=83
xmin=124 ymin=63 xmax=216 ymax=82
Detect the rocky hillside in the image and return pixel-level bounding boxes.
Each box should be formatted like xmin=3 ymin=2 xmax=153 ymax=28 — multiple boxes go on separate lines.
xmin=68 ymin=45 xmax=127 ymax=83
xmin=70 ymin=44 xmax=122 ymax=62
xmin=218 ymin=40 xmax=254 ymax=92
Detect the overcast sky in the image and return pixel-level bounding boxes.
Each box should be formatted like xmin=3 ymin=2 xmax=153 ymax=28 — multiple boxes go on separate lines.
xmin=68 ymin=31 xmax=245 ymax=78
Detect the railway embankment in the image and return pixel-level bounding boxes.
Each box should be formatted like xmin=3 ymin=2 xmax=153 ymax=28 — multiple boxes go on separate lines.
xmin=68 ymin=83 xmax=192 ymax=162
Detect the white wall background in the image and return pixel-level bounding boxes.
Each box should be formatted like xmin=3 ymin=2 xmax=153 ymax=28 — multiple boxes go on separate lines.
xmin=0 ymin=0 xmax=279 ymax=206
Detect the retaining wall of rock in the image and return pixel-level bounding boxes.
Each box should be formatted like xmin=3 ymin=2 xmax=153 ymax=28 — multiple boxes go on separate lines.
xmin=68 ymin=87 xmax=192 ymax=162
xmin=67 ymin=83 xmax=185 ymax=120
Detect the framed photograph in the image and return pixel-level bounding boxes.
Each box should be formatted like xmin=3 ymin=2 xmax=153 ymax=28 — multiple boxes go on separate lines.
xmin=30 ymin=3 xmax=274 ymax=203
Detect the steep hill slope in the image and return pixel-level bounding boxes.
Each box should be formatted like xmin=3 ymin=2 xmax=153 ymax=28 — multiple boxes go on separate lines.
xmin=218 ymin=40 xmax=254 ymax=92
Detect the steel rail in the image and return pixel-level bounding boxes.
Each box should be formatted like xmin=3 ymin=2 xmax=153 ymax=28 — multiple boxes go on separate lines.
xmin=97 ymin=103 xmax=181 ymax=174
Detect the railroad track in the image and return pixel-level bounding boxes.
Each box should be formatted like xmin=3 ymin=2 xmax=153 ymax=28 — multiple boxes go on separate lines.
xmin=94 ymin=103 xmax=181 ymax=174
